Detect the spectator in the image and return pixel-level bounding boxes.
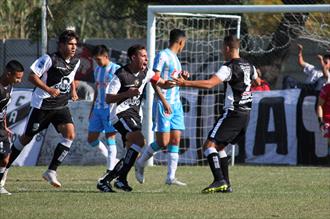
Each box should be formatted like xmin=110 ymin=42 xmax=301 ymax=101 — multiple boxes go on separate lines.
xmin=251 ymin=68 xmax=270 ymax=91
xmin=282 ymin=44 xmax=330 ymax=91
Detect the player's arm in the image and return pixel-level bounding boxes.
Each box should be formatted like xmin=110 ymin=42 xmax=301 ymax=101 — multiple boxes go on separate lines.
xmin=71 ymin=80 xmax=78 ymax=101
xmin=297 ymin=44 xmax=307 ymax=68
xmin=105 ymin=75 xmax=139 ymax=104
xmin=317 ymin=96 xmax=325 ymax=128
xmin=151 ymin=70 xmax=172 ymax=114
xmin=317 ymin=55 xmax=329 ymax=80
xmin=3 ymin=112 xmax=13 ymax=138
xmin=174 ymin=75 xmax=222 ymax=89
xmin=29 ymin=54 xmax=60 ymax=97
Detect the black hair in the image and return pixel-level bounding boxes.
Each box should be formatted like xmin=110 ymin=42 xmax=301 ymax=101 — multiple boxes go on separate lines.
xmin=324 ymin=54 xmax=330 ymax=60
xmin=127 ymin=44 xmax=146 ymax=60
xmin=169 ymin=29 xmax=186 ymax=45
xmin=58 ymin=30 xmax=79 ymax=44
xmin=93 ymin=45 xmax=109 ymax=56
xmin=223 ymin=35 xmax=240 ymax=49
xmin=5 ymin=60 xmax=24 ymax=74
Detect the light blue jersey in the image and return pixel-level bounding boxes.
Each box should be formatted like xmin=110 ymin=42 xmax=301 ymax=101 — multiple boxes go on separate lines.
xmin=94 ymin=62 xmax=120 ymax=109
xmin=153 ymin=48 xmax=181 ymax=105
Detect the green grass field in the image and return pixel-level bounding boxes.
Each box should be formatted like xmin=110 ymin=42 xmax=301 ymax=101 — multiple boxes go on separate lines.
xmin=1 ymin=165 xmax=329 ymax=219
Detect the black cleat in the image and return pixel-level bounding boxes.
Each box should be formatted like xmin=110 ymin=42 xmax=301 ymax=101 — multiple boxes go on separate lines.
xmin=114 ymin=178 xmax=133 ymax=192
xmin=201 ymin=180 xmax=228 ymax=194
xmin=97 ymin=180 xmax=115 ymax=193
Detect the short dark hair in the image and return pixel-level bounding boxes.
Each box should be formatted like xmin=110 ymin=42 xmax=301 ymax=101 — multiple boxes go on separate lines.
xmin=127 ymin=44 xmax=146 ymax=60
xmin=223 ymin=35 xmax=240 ymax=49
xmin=93 ymin=45 xmax=109 ymax=56
xmin=58 ymin=30 xmax=79 ymax=44
xmin=5 ymin=60 xmax=24 ymax=74
xmin=324 ymin=54 xmax=330 ymax=61
xmin=169 ymin=29 xmax=186 ymax=44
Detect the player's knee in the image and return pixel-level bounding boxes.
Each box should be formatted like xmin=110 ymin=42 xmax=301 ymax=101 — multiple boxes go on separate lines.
xmin=59 ymin=137 xmax=73 ymax=148
xmin=169 ymin=138 xmax=180 ymax=146
xmin=20 ymin=135 xmax=32 ymax=146
xmin=0 ymin=155 xmax=9 ymax=166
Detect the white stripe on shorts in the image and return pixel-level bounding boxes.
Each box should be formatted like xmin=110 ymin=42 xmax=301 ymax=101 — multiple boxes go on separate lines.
xmin=120 ymin=118 xmax=132 ymax=132
xmin=210 ymin=109 xmax=229 ymax=138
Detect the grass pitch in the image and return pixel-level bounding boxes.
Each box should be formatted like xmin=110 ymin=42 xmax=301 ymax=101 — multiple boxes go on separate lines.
xmin=0 ymin=165 xmax=329 ymax=219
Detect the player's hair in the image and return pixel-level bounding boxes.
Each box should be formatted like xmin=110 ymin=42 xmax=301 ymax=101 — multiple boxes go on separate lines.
xmin=169 ymin=29 xmax=186 ymax=45
xmin=323 ymin=54 xmax=330 ymax=61
xmin=127 ymin=44 xmax=146 ymax=61
xmin=58 ymin=30 xmax=79 ymax=44
xmin=223 ymin=35 xmax=240 ymax=49
xmin=5 ymin=60 xmax=24 ymax=74
xmin=93 ymin=45 xmax=109 ymax=57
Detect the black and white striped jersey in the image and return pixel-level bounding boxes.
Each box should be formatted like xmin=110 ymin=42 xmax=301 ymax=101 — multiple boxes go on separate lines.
xmin=0 ymin=84 xmax=12 ymax=122
xmin=30 ymin=52 xmax=80 ymax=110
xmin=106 ymin=65 xmax=155 ymax=124
xmin=215 ymin=58 xmax=257 ymax=111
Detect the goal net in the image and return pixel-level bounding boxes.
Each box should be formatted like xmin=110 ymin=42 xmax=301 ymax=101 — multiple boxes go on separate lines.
xmin=146 ymin=5 xmax=330 ymax=165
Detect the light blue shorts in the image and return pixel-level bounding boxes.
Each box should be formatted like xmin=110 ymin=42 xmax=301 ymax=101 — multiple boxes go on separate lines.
xmin=152 ymin=101 xmax=185 ymax=132
xmin=88 ymin=108 xmax=116 ymax=133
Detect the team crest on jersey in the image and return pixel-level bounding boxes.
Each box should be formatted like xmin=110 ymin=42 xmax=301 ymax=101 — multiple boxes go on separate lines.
xmin=32 ymin=123 xmax=40 ymax=132
xmin=134 ymin=79 xmax=140 ymax=87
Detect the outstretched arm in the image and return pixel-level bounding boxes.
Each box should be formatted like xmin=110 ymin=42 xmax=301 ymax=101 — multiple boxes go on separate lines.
xmin=318 ymin=55 xmax=329 ymax=80
xmin=173 ymin=74 xmax=222 ymax=89
xmin=297 ymin=44 xmax=306 ymax=68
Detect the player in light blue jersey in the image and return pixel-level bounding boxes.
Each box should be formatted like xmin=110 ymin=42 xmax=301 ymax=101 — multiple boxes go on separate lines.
xmin=135 ymin=29 xmax=189 ymax=186
xmin=87 ymin=45 xmax=120 ymax=172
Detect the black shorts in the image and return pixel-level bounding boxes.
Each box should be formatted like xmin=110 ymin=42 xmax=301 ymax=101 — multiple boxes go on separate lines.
xmin=0 ymin=121 xmax=11 ymax=155
xmin=208 ymin=109 xmax=250 ymax=146
xmin=25 ymin=107 xmax=73 ymax=138
xmin=114 ymin=115 xmax=141 ymax=145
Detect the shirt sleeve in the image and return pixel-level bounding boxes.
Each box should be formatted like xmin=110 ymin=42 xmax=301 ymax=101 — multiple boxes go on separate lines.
xmin=30 ymin=54 xmax=52 ymax=77
xmin=252 ymin=66 xmax=258 ymax=80
xmin=153 ymin=52 xmax=167 ymax=73
xmin=106 ymin=75 xmax=121 ymax=95
xmin=215 ymin=65 xmax=231 ymax=82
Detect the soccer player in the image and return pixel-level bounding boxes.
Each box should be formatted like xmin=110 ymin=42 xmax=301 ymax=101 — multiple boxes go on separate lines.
xmin=0 ymin=60 xmax=24 ymax=195
xmin=135 ymin=29 xmax=188 ymax=186
xmin=173 ymin=35 xmax=258 ymax=193
xmin=317 ymin=83 xmax=330 ymax=157
xmin=96 ymin=44 xmax=175 ymax=192
xmin=87 ymin=45 xmax=120 ymax=172
xmin=3 ymin=30 xmax=80 ymax=188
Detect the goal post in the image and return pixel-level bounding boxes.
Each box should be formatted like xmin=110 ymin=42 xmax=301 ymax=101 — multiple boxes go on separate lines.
xmin=146 ymin=4 xmax=330 ymax=166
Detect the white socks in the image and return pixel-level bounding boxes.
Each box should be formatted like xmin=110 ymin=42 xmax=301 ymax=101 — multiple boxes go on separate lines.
xmin=137 ymin=142 xmax=160 ymax=167
xmin=167 ymin=145 xmax=179 ymax=180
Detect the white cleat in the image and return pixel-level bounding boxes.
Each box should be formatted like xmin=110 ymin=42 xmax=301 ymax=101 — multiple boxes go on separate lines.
xmin=134 ymin=162 xmax=145 ymax=184
xmin=0 ymin=169 xmax=8 ymax=187
xmin=0 ymin=186 xmax=12 ymax=195
xmin=165 ymin=178 xmax=187 ymax=186
xmin=42 ymin=170 xmax=62 ymax=188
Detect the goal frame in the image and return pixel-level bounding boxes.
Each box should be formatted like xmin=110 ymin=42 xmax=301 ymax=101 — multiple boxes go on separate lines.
xmin=146 ymin=4 xmax=329 ymax=165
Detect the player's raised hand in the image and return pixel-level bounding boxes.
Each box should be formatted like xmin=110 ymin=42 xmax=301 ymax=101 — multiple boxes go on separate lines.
xmin=297 ymin=44 xmax=303 ymax=52
xmin=47 ymin=87 xmax=61 ymax=97
xmin=126 ymin=87 xmax=140 ymax=97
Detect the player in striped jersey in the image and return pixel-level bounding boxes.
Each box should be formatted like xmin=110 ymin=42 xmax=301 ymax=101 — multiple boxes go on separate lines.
xmin=88 ymin=45 xmax=120 ymax=172
xmin=135 ymin=29 xmax=188 ymax=186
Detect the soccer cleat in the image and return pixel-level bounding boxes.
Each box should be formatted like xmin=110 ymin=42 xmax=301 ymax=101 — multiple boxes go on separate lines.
xmin=134 ymin=162 xmax=145 ymax=184
xmin=96 ymin=180 xmax=115 ymax=193
xmin=0 ymin=186 xmax=12 ymax=195
xmin=42 ymin=170 xmax=62 ymax=188
xmin=0 ymin=169 xmax=8 ymax=187
xmin=218 ymin=185 xmax=233 ymax=193
xmin=114 ymin=178 xmax=133 ymax=192
xmin=165 ymin=178 xmax=187 ymax=186
xmin=201 ymin=180 xmax=228 ymax=193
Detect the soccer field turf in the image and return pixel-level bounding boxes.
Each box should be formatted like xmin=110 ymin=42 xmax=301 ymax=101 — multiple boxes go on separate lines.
xmin=1 ymin=165 xmax=329 ymax=219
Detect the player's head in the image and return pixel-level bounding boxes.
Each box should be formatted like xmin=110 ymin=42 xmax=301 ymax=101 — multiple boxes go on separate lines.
xmin=127 ymin=44 xmax=148 ymax=71
xmin=93 ymin=45 xmax=110 ymax=67
xmin=222 ymin=35 xmax=240 ymax=60
xmin=169 ymin=29 xmax=186 ymax=53
xmin=323 ymin=54 xmax=330 ymax=68
xmin=58 ymin=30 xmax=79 ymax=59
xmin=4 ymin=60 xmax=24 ymax=84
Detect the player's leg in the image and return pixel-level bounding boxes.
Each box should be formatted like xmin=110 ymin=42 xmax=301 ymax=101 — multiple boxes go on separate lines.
xmin=102 ymin=109 xmax=117 ymax=171
xmin=87 ymin=108 xmax=108 ymax=158
xmin=43 ymin=107 xmax=75 ymax=188
xmin=165 ymin=103 xmax=186 ymax=186
xmin=105 ymin=132 xmax=117 ymax=171
xmin=135 ymin=101 xmax=170 ymax=183
xmin=0 ymin=139 xmax=11 ymax=195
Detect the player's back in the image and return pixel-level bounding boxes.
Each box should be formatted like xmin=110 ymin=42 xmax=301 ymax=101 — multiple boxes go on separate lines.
xmin=94 ymin=62 xmax=120 ymax=109
xmin=153 ymin=48 xmax=181 ymax=104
